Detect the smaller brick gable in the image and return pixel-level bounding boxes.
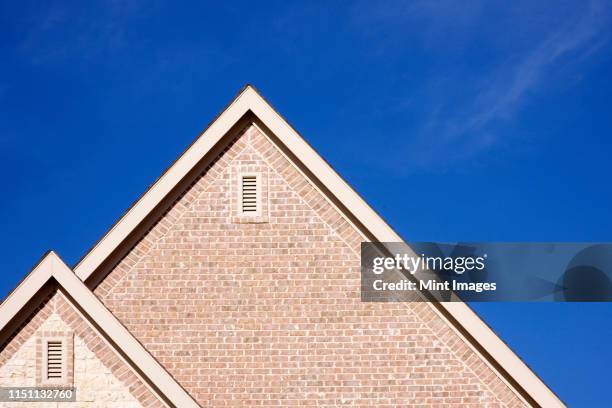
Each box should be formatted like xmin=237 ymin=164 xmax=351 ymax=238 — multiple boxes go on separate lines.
xmin=0 ymin=251 xmax=200 ymax=408
xmin=0 ymin=290 xmax=164 ymax=407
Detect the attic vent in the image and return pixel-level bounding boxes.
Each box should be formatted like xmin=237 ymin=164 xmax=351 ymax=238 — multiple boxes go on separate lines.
xmin=240 ymin=174 xmax=260 ymax=215
xmin=46 ymin=341 xmax=63 ymax=380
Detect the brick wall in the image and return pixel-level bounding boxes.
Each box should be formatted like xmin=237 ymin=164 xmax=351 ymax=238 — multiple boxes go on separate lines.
xmin=0 ymin=290 xmax=166 ymax=408
xmin=95 ymin=124 xmax=525 ymax=407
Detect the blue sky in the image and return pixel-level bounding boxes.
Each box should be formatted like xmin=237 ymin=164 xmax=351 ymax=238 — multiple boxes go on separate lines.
xmin=1 ymin=1 xmax=611 ymax=406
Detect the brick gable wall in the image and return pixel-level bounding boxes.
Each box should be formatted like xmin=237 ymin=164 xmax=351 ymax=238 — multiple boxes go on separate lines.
xmin=95 ymin=124 xmax=525 ymax=407
xmin=0 ymin=289 xmax=166 ymax=407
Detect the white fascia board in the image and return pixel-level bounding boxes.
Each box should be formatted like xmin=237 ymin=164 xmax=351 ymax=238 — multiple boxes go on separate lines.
xmin=0 ymin=252 xmax=201 ymax=408
xmin=0 ymin=254 xmax=53 ymax=331
xmin=71 ymin=85 xmax=564 ymax=407
xmin=74 ymin=87 xmax=253 ymax=280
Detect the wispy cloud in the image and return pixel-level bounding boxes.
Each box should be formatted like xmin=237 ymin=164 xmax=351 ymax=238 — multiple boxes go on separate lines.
xmin=462 ymin=0 xmax=609 ymax=137
xmin=353 ymin=0 xmax=611 ymax=173
xmin=17 ymin=1 xmax=149 ymax=65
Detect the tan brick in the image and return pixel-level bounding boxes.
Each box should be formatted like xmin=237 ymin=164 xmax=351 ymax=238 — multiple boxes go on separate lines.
xmin=89 ymin=124 xmax=526 ymax=407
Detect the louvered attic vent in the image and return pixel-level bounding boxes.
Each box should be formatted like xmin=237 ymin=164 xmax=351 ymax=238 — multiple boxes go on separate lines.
xmin=46 ymin=340 xmax=63 ymax=380
xmin=241 ymin=175 xmax=259 ymax=214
